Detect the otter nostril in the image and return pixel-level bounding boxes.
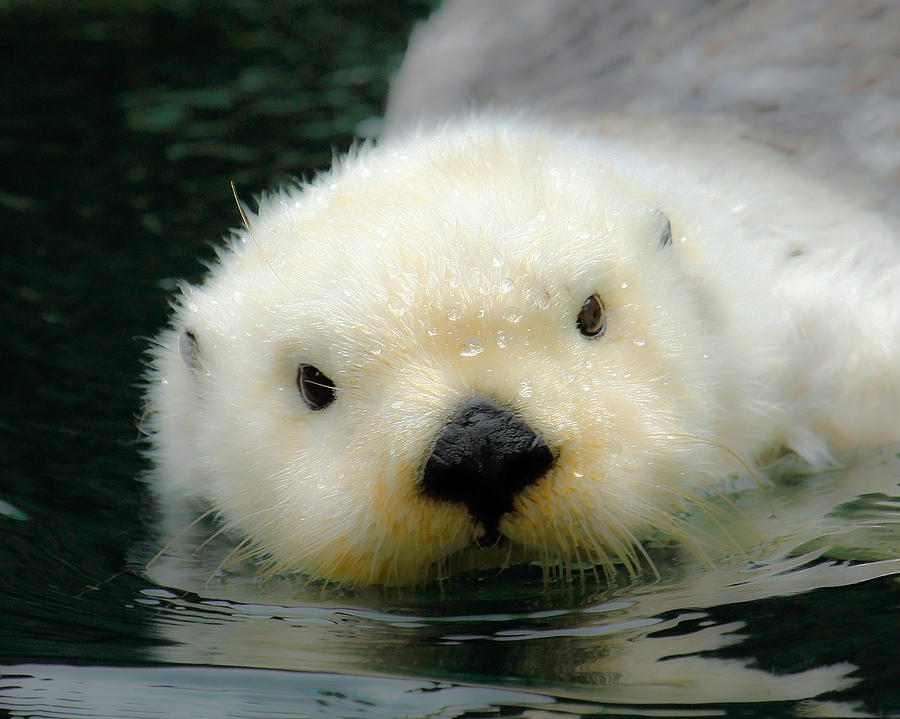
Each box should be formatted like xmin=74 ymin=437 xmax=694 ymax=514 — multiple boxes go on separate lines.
xmin=421 ymin=397 xmax=554 ymax=533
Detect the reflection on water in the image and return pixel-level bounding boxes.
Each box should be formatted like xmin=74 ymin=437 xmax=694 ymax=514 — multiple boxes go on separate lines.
xmin=1 ymin=448 xmax=898 ymax=716
xmin=76 ymin=446 xmax=894 ymax=715
xmin=0 ymin=665 xmax=556 ymax=719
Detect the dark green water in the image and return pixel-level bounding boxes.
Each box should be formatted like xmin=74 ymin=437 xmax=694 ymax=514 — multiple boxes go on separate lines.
xmin=1 ymin=3 xmax=899 ymax=717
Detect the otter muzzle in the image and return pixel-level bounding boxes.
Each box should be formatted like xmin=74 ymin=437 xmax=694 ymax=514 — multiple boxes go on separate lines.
xmin=422 ymin=397 xmax=554 ymax=542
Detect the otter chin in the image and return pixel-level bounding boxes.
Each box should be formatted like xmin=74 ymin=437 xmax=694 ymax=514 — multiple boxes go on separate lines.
xmin=143 ymin=114 xmax=900 ymax=586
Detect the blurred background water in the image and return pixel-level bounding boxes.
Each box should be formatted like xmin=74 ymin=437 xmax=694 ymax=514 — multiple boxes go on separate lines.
xmin=1 ymin=2 xmax=899 ymax=717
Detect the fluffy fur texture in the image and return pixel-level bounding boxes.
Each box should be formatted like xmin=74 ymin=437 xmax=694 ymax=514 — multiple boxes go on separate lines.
xmin=144 ymin=3 xmax=900 ymax=586
xmin=144 ymin=117 xmax=900 ymax=585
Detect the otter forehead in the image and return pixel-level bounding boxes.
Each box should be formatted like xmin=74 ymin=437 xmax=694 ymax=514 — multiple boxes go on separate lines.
xmin=200 ymin=125 xmax=673 ymax=344
xmin=243 ymin=124 xmax=661 ymax=277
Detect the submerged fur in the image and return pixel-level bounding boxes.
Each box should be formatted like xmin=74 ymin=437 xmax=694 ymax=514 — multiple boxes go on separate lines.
xmin=143 ymin=116 xmax=900 ymax=586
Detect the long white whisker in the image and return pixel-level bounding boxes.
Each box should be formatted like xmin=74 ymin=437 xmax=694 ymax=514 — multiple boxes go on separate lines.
xmin=147 ymin=506 xmax=218 ymax=569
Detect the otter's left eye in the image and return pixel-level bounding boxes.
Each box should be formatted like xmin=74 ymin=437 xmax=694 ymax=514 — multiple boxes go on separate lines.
xmin=577 ymin=294 xmax=606 ymax=337
xmin=297 ymin=364 xmax=336 ymax=410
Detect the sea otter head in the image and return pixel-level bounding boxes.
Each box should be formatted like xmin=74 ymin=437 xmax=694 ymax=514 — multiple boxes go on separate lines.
xmin=145 ymin=119 xmax=751 ymax=586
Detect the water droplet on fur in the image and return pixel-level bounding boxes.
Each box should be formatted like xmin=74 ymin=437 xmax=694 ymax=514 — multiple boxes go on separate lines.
xmin=447 ymin=306 xmax=462 ymax=321
xmin=621 ymin=281 xmax=629 ymax=289
xmin=460 ymin=339 xmax=483 ymax=357
xmin=572 ymin=471 xmax=584 ymax=479
xmin=387 ymin=295 xmax=406 ymax=316
xmin=477 ymin=306 xmax=486 ymax=318
xmin=499 ymin=277 xmax=514 ymax=294
xmin=518 ymin=379 xmax=533 ymax=398
xmin=427 ymin=327 xmax=438 ymax=337
xmin=633 ymin=337 xmax=646 ymax=347
xmin=502 ymin=307 xmax=523 ymax=323
xmin=495 ymin=330 xmax=508 ymax=349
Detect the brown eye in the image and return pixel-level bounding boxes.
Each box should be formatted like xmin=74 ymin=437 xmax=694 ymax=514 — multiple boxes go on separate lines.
xmin=297 ymin=364 xmax=336 ymax=410
xmin=577 ymin=294 xmax=606 ymax=337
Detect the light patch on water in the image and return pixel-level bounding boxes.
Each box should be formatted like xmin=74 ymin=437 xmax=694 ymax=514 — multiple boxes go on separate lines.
xmin=137 ymin=445 xmax=900 ymax=715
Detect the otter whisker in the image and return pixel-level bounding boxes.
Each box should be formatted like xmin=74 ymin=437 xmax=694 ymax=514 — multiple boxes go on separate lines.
xmin=594 ymin=508 xmax=660 ymax=581
xmin=230 ymin=180 xmax=287 ymax=288
xmin=230 ymin=180 xmax=251 ymax=233
xmin=633 ymin=494 xmax=728 ymax=567
xmin=206 ymin=534 xmax=257 ymax=584
xmin=589 ymin=504 xmax=644 ymax=576
xmin=366 ymin=533 xmax=389 ymax=586
xmin=646 ymin=473 xmax=755 ymax=560
xmin=651 ymin=432 xmax=774 ymax=514
xmin=190 ymin=500 xmax=303 ymax=558
xmin=146 ymin=506 xmax=219 ymax=569
xmin=565 ymin=507 xmax=618 ymax=579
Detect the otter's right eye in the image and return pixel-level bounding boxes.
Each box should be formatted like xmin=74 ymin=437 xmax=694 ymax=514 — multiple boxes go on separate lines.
xmin=576 ymin=294 xmax=606 ymax=337
xmin=297 ymin=364 xmax=336 ymax=410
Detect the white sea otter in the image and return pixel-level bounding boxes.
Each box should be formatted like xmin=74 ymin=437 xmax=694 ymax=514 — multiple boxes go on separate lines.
xmin=143 ymin=1 xmax=900 ymax=586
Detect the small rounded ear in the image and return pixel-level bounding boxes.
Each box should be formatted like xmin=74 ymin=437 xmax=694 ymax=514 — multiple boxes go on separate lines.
xmin=656 ymin=210 xmax=673 ymax=248
xmin=178 ymin=329 xmax=201 ymax=370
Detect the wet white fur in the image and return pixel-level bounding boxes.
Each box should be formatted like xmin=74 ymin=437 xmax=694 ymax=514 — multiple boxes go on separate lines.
xmin=143 ymin=114 xmax=900 ymax=586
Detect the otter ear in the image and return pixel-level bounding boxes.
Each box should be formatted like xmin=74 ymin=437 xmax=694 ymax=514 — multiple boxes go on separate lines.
xmin=178 ymin=329 xmax=201 ymax=370
xmin=655 ymin=210 xmax=673 ymax=248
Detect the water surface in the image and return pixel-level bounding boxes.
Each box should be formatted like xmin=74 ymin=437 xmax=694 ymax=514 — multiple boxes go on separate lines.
xmin=1 ymin=3 xmax=898 ymax=717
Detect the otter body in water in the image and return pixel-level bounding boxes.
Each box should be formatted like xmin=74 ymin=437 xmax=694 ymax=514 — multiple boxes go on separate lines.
xmin=143 ymin=1 xmax=900 ymax=586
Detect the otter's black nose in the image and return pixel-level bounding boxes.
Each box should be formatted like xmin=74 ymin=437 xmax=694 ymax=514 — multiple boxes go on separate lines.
xmin=422 ymin=397 xmax=554 ymax=540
